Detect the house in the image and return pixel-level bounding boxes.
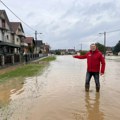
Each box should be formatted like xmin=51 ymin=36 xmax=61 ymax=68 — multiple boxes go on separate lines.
xmin=24 ymin=37 xmax=35 ymax=53
xmin=0 ymin=10 xmax=26 ymax=55
xmin=0 ymin=10 xmax=19 ymax=55
xmin=118 ymin=52 xmax=120 ymax=56
xmin=43 ymin=43 xmax=50 ymax=53
xmin=106 ymin=47 xmax=113 ymax=56
xmin=67 ymin=49 xmax=76 ymax=55
xmin=35 ymin=40 xmax=50 ymax=54
xmin=10 ymin=22 xmax=26 ymax=53
xmin=35 ymin=40 xmax=44 ymax=53
xmin=0 ymin=10 xmax=26 ymax=65
xmin=60 ymin=49 xmax=67 ymax=55
xmin=0 ymin=10 xmax=47 ymax=66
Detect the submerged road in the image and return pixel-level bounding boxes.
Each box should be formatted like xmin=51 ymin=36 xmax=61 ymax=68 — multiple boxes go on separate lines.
xmin=0 ymin=55 xmax=120 ymax=120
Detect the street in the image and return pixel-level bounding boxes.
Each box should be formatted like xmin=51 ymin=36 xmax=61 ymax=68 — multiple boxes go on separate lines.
xmin=0 ymin=55 xmax=120 ymax=120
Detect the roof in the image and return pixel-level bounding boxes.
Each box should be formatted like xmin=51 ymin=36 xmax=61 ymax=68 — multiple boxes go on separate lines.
xmin=0 ymin=10 xmax=10 ymax=29
xmin=10 ymin=22 xmax=24 ymax=33
xmin=0 ymin=10 xmax=8 ymax=20
xmin=24 ymin=37 xmax=35 ymax=44
xmin=35 ymin=40 xmax=43 ymax=47
xmin=68 ymin=49 xmax=75 ymax=51
xmin=106 ymin=46 xmax=113 ymax=51
xmin=0 ymin=10 xmax=4 ymax=16
xmin=0 ymin=10 xmax=24 ymax=33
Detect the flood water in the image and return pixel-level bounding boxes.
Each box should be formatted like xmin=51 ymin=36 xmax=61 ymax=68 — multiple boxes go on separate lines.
xmin=0 ymin=55 xmax=120 ymax=120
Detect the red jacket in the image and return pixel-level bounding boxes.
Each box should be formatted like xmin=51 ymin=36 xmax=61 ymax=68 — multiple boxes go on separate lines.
xmin=73 ymin=49 xmax=105 ymax=74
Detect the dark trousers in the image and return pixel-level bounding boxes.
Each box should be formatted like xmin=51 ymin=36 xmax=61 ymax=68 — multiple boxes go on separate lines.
xmin=85 ymin=72 xmax=100 ymax=89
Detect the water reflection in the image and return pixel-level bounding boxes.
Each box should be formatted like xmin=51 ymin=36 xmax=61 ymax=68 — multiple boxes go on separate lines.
xmin=85 ymin=92 xmax=104 ymax=120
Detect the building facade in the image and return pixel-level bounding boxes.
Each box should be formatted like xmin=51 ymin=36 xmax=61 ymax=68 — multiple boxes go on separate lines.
xmin=0 ymin=10 xmax=26 ymax=66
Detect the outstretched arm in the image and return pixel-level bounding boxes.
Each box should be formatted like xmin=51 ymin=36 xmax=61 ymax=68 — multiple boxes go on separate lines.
xmin=73 ymin=53 xmax=87 ymax=59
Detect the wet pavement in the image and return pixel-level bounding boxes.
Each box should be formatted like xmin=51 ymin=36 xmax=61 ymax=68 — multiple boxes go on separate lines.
xmin=0 ymin=55 xmax=120 ymax=120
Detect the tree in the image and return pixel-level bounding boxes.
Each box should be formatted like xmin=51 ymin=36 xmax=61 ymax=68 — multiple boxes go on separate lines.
xmin=95 ymin=42 xmax=106 ymax=54
xmin=113 ymin=41 xmax=120 ymax=54
xmin=80 ymin=51 xmax=88 ymax=55
xmin=55 ymin=50 xmax=61 ymax=55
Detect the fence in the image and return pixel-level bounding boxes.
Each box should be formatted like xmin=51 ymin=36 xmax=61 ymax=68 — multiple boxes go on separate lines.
xmin=0 ymin=53 xmax=48 ymax=67
xmin=5 ymin=54 xmax=12 ymax=65
xmin=14 ymin=54 xmax=20 ymax=63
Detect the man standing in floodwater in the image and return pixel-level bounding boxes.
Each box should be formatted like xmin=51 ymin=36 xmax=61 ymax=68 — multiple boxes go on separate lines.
xmin=73 ymin=43 xmax=105 ymax=92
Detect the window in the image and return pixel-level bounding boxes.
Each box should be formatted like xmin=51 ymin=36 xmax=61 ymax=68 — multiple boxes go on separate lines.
xmin=6 ymin=35 xmax=9 ymax=40
xmin=16 ymin=38 xmax=19 ymax=42
xmin=2 ymin=19 xmax=5 ymax=28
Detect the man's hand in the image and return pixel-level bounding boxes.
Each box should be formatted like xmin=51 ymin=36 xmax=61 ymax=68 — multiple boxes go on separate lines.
xmin=73 ymin=52 xmax=80 ymax=58
xmin=77 ymin=52 xmax=81 ymax=56
xmin=100 ymin=73 xmax=104 ymax=76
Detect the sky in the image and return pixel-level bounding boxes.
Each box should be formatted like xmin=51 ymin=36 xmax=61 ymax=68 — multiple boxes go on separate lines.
xmin=0 ymin=0 xmax=120 ymax=50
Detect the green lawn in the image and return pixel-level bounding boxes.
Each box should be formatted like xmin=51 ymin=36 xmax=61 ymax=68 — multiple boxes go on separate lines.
xmin=0 ymin=56 xmax=56 ymax=83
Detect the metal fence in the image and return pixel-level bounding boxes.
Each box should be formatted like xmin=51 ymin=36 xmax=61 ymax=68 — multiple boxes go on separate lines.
xmin=5 ymin=54 xmax=12 ymax=65
xmin=14 ymin=54 xmax=20 ymax=63
xmin=23 ymin=53 xmax=48 ymax=63
xmin=0 ymin=53 xmax=48 ymax=67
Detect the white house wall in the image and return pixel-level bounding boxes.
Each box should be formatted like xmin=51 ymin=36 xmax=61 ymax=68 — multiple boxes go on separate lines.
xmin=0 ymin=11 xmax=25 ymax=49
xmin=0 ymin=13 xmax=10 ymax=30
xmin=4 ymin=32 xmax=11 ymax=43
xmin=0 ymin=31 xmax=2 ymax=41
xmin=0 ymin=19 xmax=3 ymax=41
xmin=0 ymin=13 xmax=12 ymax=43
xmin=14 ymin=35 xmax=20 ymax=45
xmin=16 ymin=25 xmax=25 ymax=36
xmin=0 ymin=19 xmax=2 ymax=28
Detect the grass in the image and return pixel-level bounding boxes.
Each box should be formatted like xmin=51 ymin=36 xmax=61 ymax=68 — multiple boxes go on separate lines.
xmin=0 ymin=56 xmax=56 ymax=83
xmin=41 ymin=56 xmax=56 ymax=62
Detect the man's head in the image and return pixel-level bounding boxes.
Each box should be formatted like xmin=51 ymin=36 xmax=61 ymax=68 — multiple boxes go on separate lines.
xmin=90 ymin=43 xmax=97 ymax=51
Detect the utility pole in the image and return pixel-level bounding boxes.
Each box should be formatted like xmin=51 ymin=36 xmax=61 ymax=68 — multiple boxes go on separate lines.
xmin=35 ymin=31 xmax=37 ymax=53
xmin=80 ymin=43 xmax=82 ymax=52
xmin=35 ymin=31 xmax=42 ymax=53
xmin=74 ymin=46 xmax=75 ymax=50
xmin=99 ymin=32 xmax=106 ymax=58
xmin=104 ymin=32 xmax=106 ymax=58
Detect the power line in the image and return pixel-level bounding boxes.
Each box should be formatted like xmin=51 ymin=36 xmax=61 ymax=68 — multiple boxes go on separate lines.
xmin=99 ymin=28 xmax=120 ymax=34
xmin=0 ymin=0 xmax=36 ymax=32
xmin=92 ymin=35 xmax=102 ymax=41
xmin=106 ymin=29 xmax=120 ymax=33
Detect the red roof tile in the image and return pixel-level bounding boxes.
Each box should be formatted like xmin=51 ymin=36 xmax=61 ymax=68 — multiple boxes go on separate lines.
xmin=24 ymin=37 xmax=35 ymax=44
xmin=10 ymin=22 xmax=24 ymax=33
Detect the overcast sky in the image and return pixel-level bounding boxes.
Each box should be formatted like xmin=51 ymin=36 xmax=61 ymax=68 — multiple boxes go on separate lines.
xmin=0 ymin=0 xmax=120 ymax=50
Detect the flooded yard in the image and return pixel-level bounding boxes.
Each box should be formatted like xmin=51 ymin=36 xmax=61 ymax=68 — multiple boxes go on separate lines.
xmin=0 ymin=55 xmax=120 ymax=120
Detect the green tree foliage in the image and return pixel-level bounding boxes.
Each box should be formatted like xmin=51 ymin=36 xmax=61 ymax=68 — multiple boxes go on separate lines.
xmin=80 ymin=51 xmax=88 ymax=55
xmin=113 ymin=41 xmax=120 ymax=54
xmin=55 ymin=50 xmax=61 ymax=55
xmin=95 ymin=42 xmax=106 ymax=54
